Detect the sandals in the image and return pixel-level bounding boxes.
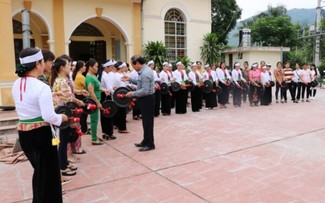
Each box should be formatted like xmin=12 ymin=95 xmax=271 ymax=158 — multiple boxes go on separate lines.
xmin=118 ymin=130 xmax=129 ymax=133
xmin=73 ymin=149 xmax=87 ymax=154
xmin=61 ymin=177 xmax=72 ymax=186
xmin=67 ymin=165 xmax=78 ymax=171
xmin=61 ymin=168 xmax=77 ymax=176
xmin=92 ymin=139 xmax=104 ymax=145
xmin=103 ymin=134 xmax=117 ymax=140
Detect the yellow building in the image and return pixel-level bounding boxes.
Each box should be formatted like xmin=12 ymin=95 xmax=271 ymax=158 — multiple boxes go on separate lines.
xmin=0 ymin=0 xmax=211 ymax=106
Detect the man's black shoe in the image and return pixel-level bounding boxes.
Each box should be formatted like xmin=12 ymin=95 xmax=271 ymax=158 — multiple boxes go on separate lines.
xmin=134 ymin=143 xmax=144 ymax=148
xmin=139 ymin=146 xmax=155 ymax=152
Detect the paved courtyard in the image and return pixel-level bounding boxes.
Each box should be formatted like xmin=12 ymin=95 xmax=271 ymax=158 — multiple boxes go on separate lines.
xmin=1 ymin=89 xmax=325 ymax=203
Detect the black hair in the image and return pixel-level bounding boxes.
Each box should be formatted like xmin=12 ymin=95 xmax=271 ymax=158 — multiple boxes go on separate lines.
xmin=59 ymin=54 xmax=72 ymax=63
xmin=131 ymin=55 xmax=145 ymax=65
xmin=276 ymin=61 xmax=283 ymax=67
xmin=114 ymin=61 xmax=123 ymax=69
xmin=51 ymin=57 xmax=68 ymax=86
xmin=219 ymin=61 xmax=226 ymax=68
xmin=97 ymin=59 xmax=112 ymax=81
xmin=42 ymin=50 xmax=55 ymax=62
xmin=196 ymin=61 xmax=202 ymax=65
xmin=85 ymin=58 xmax=97 ymax=75
xmin=310 ymin=63 xmax=316 ymax=68
xmin=16 ymin=48 xmax=43 ymax=77
xmin=72 ymin=60 xmax=85 ymax=81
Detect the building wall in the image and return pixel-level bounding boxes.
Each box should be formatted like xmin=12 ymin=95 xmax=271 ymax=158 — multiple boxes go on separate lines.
xmin=0 ymin=0 xmax=211 ymax=106
xmin=224 ymin=49 xmax=286 ymax=78
xmin=143 ymin=0 xmax=211 ymax=61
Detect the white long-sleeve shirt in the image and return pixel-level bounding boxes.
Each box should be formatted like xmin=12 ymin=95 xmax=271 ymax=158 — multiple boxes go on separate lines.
xmin=153 ymin=70 xmax=160 ymax=82
xmin=231 ymin=69 xmax=246 ymax=85
xmin=102 ymin=72 xmax=116 ymax=94
xmin=260 ymin=71 xmax=272 ymax=85
xmin=12 ymin=77 xmax=62 ymax=126
xmin=159 ymin=70 xmax=172 ymax=84
xmin=202 ymin=70 xmax=217 ymax=82
xmin=173 ymin=69 xmax=188 ymax=83
xmin=100 ymin=71 xmax=108 ymax=89
xmin=188 ymin=70 xmax=203 ymax=85
xmin=293 ymin=69 xmax=302 ymax=83
xmin=114 ymin=72 xmax=127 ymax=88
xmin=216 ymin=68 xmax=232 ymax=84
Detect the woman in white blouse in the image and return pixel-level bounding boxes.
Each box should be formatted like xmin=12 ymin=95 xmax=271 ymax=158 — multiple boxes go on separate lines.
xmin=12 ymin=48 xmax=68 ymax=202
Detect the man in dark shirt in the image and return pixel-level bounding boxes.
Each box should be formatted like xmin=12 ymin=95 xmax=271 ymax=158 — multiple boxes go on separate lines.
xmin=125 ymin=55 xmax=156 ymax=152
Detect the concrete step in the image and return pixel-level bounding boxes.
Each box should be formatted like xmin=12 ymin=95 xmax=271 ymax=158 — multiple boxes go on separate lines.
xmin=0 ymin=133 xmax=18 ymax=143
xmin=0 ymin=116 xmax=19 ymax=126
xmin=0 ymin=125 xmax=17 ymax=136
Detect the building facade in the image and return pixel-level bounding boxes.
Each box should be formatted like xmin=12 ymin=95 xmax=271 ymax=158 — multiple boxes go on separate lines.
xmin=222 ymin=46 xmax=290 ymax=72
xmin=0 ymin=0 xmax=211 ymax=106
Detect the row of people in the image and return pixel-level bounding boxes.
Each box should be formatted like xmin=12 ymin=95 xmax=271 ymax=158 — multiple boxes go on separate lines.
xmin=145 ymin=60 xmax=321 ymax=115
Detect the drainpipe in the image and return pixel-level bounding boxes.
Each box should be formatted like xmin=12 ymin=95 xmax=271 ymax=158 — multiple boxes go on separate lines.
xmin=141 ymin=0 xmax=144 ymax=54
xmin=22 ymin=9 xmax=31 ymax=48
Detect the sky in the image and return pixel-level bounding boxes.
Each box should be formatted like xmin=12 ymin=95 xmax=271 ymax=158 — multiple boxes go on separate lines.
xmin=236 ymin=0 xmax=317 ymax=20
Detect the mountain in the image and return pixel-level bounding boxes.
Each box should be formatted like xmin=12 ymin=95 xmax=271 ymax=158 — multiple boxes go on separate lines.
xmin=288 ymin=8 xmax=316 ymax=25
xmin=227 ymin=8 xmax=316 ymax=47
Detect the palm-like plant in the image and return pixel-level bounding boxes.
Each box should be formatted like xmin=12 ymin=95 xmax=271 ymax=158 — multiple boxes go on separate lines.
xmin=200 ymin=33 xmax=221 ymax=65
xmin=144 ymin=41 xmax=168 ymax=70
xmin=175 ymin=56 xmax=191 ymax=72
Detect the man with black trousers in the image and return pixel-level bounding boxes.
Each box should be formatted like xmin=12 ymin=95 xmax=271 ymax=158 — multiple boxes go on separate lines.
xmin=124 ymin=55 xmax=156 ymax=152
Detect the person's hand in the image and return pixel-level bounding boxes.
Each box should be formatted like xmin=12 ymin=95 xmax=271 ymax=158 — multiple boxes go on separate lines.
xmin=121 ymin=76 xmax=130 ymax=82
xmin=77 ymin=100 xmax=85 ymax=107
xmin=52 ymin=91 xmax=63 ymax=97
xmin=96 ymin=102 xmax=103 ymax=110
xmin=104 ymin=90 xmax=110 ymax=96
xmin=130 ymin=85 xmax=137 ymax=90
xmin=126 ymin=92 xmax=133 ymax=98
xmin=61 ymin=114 xmax=68 ymax=123
xmin=81 ymin=89 xmax=89 ymax=96
xmin=113 ymin=86 xmax=117 ymax=90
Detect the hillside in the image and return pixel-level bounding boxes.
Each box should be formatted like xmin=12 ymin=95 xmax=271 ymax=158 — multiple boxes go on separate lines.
xmin=227 ymin=8 xmax=316 ymax=47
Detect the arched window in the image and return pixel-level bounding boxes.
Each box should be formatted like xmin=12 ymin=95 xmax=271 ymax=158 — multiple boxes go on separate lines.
xmin=164 ymin=9 xmax=186 ymax=61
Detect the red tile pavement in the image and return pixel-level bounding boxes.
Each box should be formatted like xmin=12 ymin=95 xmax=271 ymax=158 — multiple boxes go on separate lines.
xmin=1 ymin=89 xmax=325 ymax=203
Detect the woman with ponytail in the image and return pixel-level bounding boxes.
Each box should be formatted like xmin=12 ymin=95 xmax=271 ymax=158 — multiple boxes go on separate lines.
xmin=85 ymin=58 xmax=104 ymax=145
xmin=51 ymin=57 xmax=85 ymax=177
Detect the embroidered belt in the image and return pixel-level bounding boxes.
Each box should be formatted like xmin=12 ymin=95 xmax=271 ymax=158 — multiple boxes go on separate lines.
xmin=17 ymin=117 xmax=49 ymax=131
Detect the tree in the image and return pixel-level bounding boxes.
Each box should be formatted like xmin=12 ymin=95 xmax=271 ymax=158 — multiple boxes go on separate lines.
xmin=211 ymin=0 xmax=241 ymax=45
xmin=176 ymin=56 xmax=191 ymax=71
xmin=250 ymin=16 xmax=299 ymax=47
xmin=241 ymin=5 xmax=287 ymax=28
xmin=200 ymin=33 xmax=222 ymax=65
xmin=240 ymin=5 xmax=299 ymax=48
xmin=143 ymin=41 xmax=168 ymax=70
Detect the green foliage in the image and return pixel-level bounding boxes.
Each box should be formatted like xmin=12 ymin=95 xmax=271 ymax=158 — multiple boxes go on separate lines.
xmin=211 ymin=0 xmax=241 ymax=45
xmin=241 ymin=5 xmax=287 ymax=28
xmin=317 ymin=63 xmax=325 ymax=77
xmin=200 ymin=33 xmax=222 ymax=65
xmin=175 ymin=56 xmax=191 ymax=71
xmin=144 ymin=41 xmax=168 ymax=70
xmin=251 ymin=15 xmax=299 ymax=47
xmin=240 ymin=5 xmax=299 ymax=49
